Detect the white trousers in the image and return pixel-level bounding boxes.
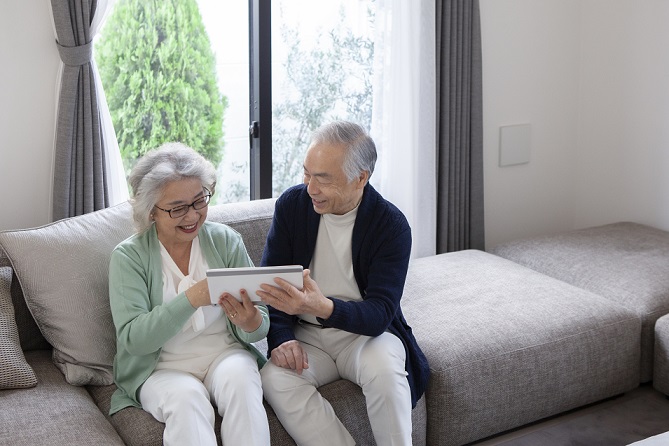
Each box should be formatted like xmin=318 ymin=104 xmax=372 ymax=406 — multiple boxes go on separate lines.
xmin=139 ymin=348 xmax=270 ymax=446
xmin=260 ymin=325 xmax=412 ymax=446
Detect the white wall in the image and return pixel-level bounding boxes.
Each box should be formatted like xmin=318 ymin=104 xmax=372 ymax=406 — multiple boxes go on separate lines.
xmin=0 ymin=2 xmax=59 ymax=231
xmin=480 ymin=0 xmax=669 ymax=249
xmin=574 ymin=0 xmax=669 ymax=231
xmin=2 ymin=1 xmax=669 ymax=249
xmin=480 ymin=0 xmax=582 ymax=249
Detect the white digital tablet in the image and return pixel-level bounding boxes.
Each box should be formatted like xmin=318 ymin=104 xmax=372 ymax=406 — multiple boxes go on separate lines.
xmin=206 ymin=265 xmax=304 ymax=305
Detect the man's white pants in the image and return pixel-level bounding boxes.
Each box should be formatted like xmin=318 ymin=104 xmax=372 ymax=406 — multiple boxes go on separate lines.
xmin=139 ymin=349 xmax=270 ymax=446
xmin=261 ymin=325 xmax=412 ymax=446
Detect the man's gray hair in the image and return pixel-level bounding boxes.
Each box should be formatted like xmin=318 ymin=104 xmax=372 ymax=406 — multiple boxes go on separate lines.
xmin=128 ymin=142 xmax=217 ymax=233
xmin=311 ymin=121 xmax=377 ymax=182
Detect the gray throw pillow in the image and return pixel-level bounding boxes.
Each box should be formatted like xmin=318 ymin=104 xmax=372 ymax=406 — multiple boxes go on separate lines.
xmin=0 ymin=202 xmax=135 ymax=386
xmin=0 ymin=266 xmax=37 ymax=389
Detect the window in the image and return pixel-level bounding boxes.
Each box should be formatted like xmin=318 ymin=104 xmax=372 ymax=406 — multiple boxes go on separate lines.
xmin=268 ymin=0 xmax=375 ymax=198
xmin=95 ymin=0 xmax=376 ymax=203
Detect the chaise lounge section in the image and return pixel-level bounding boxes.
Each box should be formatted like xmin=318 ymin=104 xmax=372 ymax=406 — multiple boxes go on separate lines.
xmin=403 ymin=250 xmax=640 ymax=445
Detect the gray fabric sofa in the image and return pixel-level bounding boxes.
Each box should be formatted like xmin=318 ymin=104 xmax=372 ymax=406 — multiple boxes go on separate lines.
xmin=0 ymin=199 xmax=646 ymax=445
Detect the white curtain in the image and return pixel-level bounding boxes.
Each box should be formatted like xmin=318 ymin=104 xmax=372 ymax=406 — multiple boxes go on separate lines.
xmin=48 ymin=0 xmax=128 ymax=219
xmin=91 ymin=0 xmax=128 ymax=205
xmin=370 ymin=0 xmax=437 ymax=259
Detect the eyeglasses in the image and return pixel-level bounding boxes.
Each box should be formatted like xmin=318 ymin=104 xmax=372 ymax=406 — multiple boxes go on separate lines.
xmin=154 ymin=190 xmax=212 ymax=219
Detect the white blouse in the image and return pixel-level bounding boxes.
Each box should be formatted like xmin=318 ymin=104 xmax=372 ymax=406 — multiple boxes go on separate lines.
xmin=160 ymin=236 xmax=211 ymax=333
xmin=156 ymin=237 xmax=238 ymax=379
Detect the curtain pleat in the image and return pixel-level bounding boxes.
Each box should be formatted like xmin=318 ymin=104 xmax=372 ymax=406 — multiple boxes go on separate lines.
xmin=436 ymin=0 xmax=484 ymax=253
xmin=51 ymin=0 xmax=109 ymax=221
xmin=371 ymin=0 xmax=437 ymax=259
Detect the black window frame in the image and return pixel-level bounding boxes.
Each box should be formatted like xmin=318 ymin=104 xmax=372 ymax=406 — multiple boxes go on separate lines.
xmin=248 ymin=0 xmax=273 ymax=199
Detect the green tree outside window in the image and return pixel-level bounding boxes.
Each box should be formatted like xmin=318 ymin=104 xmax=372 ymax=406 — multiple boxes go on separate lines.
xmin=96 ymin=0 xmax=226 ymax=177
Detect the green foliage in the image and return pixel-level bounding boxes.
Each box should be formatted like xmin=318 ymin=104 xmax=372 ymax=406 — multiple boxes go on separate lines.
xmin=95 ymin=0 xmax=226 ymax=174
xmin=270 ymin=4 xmax=375 ymax=197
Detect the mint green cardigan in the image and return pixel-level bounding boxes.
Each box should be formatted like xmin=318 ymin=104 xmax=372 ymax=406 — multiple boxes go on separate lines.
xmin=108 ymin=221 xmax=269 ymax=415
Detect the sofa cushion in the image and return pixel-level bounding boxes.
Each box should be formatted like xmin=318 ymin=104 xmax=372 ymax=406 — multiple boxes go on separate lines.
xmin=0 ymin=266 xmax=37 ymax=389
xmin=0 ymin=350 xmax=124 ymax=445
xmin=492 ymin=222 xmax=669 ymax=382
xmin=0 ymin=202 xmax=135 ymax=386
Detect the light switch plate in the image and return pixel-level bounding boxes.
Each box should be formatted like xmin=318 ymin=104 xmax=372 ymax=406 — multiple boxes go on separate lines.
xmin=499 ymin=124 xmax=531 ymax=167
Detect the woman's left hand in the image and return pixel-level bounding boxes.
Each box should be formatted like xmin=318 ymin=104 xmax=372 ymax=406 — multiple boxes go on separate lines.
xmin=218 ymin=289 xmax=262 ymax=333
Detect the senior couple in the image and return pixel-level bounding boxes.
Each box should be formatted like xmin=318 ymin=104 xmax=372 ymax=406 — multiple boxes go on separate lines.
xmin=108 ymin=121 xmax=429 ymax=446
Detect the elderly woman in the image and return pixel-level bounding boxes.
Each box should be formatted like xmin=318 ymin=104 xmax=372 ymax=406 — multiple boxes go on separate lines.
xmin=108 ymin=142 xmax=271 ymax=446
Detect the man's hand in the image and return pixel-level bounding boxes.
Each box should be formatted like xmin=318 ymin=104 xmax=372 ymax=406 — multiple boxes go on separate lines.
xmin=270 ymin=340 xmax=309 ymax=374
xmin=257 ymin=269 xmax=334 ymax=319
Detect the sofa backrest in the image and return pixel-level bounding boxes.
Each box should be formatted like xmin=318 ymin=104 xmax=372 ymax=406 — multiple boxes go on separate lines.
xmin=206 ymin=198 xmax=276 ymax=266
xmin=0 ymin=198 xmax=276 ymax=353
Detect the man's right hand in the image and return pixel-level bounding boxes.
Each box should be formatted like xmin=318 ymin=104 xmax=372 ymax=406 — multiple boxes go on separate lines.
xmin=270 ymin=340 xmax=309 ymax=375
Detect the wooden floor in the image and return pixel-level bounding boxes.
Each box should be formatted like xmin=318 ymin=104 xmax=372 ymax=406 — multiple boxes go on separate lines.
xmin=470 ymin=384 xmax=669 ymax=446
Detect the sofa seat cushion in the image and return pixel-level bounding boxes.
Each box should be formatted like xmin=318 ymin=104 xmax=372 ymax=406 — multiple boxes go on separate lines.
xmin=402 ymin=250 xmax=641 ymax=446
xmin=0 ymin=266 xmax=36 ymax=389
xmin=90 ymin=332 xmax=426 ymax=445
xmin=492 ymin=222 xmax=669 ymax=382
xmin=0 ymin=350 xmax=124 ymax=445
xmin=88 ymin=375 xmax=426 ymax=445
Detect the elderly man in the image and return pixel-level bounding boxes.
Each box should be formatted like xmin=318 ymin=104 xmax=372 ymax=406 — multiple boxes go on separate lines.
xmin=257 ymin=121 xmax=429 ymax=446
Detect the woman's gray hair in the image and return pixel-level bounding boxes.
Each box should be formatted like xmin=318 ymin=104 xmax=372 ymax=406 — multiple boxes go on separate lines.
xmin=128 ymin=142 xmax=217 ymax=233
xmin=310 ymin=121 xmax=377 ymax=182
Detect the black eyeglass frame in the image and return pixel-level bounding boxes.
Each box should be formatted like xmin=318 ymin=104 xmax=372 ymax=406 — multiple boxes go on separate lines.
xmin=154 ymin=188 xmax=212 ymax=219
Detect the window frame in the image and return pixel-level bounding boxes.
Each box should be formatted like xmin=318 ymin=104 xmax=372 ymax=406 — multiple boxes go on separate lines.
xmin=248 ymin=0 xmax=273 ymax=199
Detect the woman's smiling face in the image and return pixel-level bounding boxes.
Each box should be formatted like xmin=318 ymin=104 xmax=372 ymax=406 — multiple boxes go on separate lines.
xmin=153 ymin=177 xmax=209 ymax=249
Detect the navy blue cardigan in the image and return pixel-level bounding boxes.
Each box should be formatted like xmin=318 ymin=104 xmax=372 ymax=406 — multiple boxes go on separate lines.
xmin=261 ymin=183 xmax=429 ymax=407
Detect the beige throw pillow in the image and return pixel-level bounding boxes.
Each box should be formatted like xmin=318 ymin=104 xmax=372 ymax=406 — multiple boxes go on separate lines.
xmin=0 ymin=266 xmax=37 ymax=389
xmin=0 ymin=202 xmax=135 ymax=386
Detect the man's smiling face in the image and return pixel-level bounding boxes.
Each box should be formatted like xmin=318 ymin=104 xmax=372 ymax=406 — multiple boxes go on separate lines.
xmin=302 ymin=142 xmax=367 ymax=215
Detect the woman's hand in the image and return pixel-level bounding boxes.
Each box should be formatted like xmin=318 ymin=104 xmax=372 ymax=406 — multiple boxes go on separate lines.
xmin=218 ymin=290 xmax=263 ymax=333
